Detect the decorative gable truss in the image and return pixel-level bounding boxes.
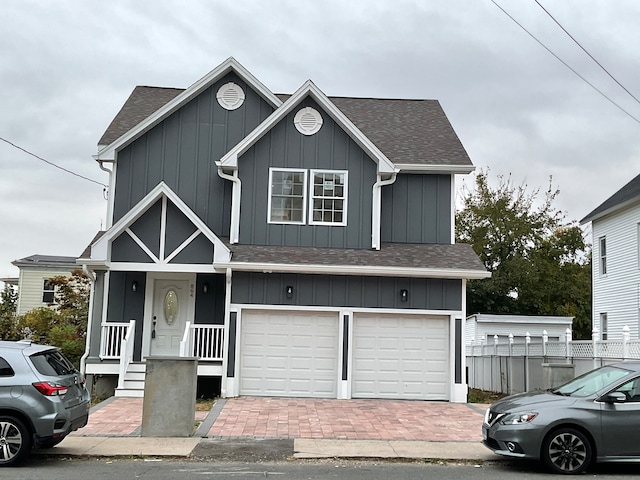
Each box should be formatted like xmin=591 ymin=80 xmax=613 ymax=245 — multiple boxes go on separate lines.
xmin=89 ymin=182 xmax=230 ymax=272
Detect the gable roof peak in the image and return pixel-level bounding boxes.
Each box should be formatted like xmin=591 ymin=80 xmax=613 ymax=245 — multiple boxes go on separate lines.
xmin=95 ymin=57 xmax=281 ymax=161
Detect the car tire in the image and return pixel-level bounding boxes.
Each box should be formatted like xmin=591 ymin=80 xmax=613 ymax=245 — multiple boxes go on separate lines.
xmin=542 ymin=427 xmax=592 ymax=475
xmin=0 ymin=416 xmax=32 ymax=467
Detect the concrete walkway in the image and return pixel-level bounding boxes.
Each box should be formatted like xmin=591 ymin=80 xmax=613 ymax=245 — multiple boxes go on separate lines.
xmin=36 ymin=396 xmax=496 ymax=462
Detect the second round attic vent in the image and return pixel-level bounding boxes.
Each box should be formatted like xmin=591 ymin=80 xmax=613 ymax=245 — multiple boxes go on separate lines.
xmin=217 ymin=82 xmax=245 ymax=110
xmin=294 ymin=107 xmax=323 ymax=135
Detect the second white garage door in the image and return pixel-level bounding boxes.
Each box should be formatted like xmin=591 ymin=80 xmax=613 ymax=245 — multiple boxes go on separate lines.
xmin=352 ymin=314 xmax=450 ymax=400
xmin=240 ymin=310 xmax=339 ymax=398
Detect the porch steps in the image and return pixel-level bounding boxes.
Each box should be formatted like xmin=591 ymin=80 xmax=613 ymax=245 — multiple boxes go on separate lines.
xmin=114 ymin=362 xmax=146 ymax=398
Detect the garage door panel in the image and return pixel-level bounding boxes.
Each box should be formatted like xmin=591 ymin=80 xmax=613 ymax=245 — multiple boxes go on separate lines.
xmin=353 ymin=314 xmax=450 ymax=400
xmin=240 ymin=311 xmax=339 ymax=398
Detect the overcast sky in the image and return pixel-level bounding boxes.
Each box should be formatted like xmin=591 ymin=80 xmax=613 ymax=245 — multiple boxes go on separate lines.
xmin=1 ymin=0 xmax=639 ymax=280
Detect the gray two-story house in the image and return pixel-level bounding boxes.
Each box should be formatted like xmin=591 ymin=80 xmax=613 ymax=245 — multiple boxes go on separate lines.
xmin=80 ymin=57 xmax=488 ymax=403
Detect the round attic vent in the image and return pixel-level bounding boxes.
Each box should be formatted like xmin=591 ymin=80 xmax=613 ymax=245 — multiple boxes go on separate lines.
xmin=294 ymin=107 xmax=323 ymax=135
xmin=216 ymin=82 xmax=245 ymax=110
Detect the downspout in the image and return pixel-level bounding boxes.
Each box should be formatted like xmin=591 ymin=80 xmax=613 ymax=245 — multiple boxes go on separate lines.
xmin=216 ymin=163 xmax=242 ymax=244
xmin=80 ymin=265 xmax=96 ymax=376
xmin=97 ymin=158 xmax=115 ymax=229
xmin=371 ymin=172 xmax=398 ymax=250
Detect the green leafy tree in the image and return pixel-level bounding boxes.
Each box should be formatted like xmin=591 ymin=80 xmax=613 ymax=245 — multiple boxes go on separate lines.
xmin=0 ymin=284 xmax=19 ymax=340
xmin=456 ymin=171 xmax=592 ymax=339
xmin=16 ymin=270 xmax=90 ymax=367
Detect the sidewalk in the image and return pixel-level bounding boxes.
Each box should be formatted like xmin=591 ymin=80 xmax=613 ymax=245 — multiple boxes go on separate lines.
xmin=37 ymin=397 xmax=496 ymax=462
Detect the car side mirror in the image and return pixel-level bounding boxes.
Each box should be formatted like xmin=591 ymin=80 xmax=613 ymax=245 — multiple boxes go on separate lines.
xmin=603 ymin=392 xmax=626 ymax=404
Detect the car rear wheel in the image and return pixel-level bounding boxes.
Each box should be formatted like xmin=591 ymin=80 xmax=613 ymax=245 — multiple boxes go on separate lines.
xmin=542 ymin=428 xmax=592 ymax=475
xmin=0 ymin=416 xmax=32 ymax=466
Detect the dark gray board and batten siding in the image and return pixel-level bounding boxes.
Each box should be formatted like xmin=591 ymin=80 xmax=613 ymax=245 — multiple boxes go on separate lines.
xmin=238 ymin=97 xmax=377 ymax=249
xmin=111 ymin=73 xmax=275 ymax=236
xmin=232 ymin=272 xmax=462 ymax=311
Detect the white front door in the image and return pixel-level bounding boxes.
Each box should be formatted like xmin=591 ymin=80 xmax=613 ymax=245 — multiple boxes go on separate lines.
xmin=150 ymin=278 xmax=191 ymax=357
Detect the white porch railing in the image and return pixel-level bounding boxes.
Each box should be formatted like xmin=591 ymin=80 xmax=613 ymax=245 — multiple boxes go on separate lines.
xmin=100 ymin=322 xmax=131 ymax=359
xmin=117 ymin=320 xmax=136 ymax=390
xmin=179 ymin=322 xmax=225 ymax=360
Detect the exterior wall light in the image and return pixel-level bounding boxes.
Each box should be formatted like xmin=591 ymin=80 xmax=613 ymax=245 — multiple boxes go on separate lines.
xmin=400 ymin=289 xmax=408 ymax=302
xmin=286 ymin=285 xmax=294 ymax=298
xmin=132 ymin=281 xmax=138 ymax=292
xmin=203 ymin=283 xmax=209 ymax=294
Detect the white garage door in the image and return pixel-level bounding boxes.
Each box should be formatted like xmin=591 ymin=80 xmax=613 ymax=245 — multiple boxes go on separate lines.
xmin=240 ymin=310 xmax=339 ymax=398
xmin=352 ymin=314 xmax=450 ymax=400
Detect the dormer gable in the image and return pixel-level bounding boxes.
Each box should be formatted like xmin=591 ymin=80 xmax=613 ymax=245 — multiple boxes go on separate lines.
xmin=217 ymin=80 xmax=396 ymax=175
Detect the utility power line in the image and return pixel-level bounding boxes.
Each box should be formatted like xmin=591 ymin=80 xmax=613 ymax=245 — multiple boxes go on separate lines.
xmin=490 ymin=0 xmax=640 ymax=126
xmin=0 ymin=137 xmax=108 ymax=189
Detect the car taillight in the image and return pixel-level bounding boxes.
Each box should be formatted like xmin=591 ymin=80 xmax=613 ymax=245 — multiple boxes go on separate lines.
xmin=33 ymin=382 xmax=68 ymax=396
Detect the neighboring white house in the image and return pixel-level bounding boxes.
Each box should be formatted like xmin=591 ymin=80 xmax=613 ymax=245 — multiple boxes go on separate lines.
xmin=465 ymin=314 xmax=573 ymax=345
xmin=11 ymin=255 xmax=79 ymax=315
xmin=581 ymin=172 xmax=640 ymax=340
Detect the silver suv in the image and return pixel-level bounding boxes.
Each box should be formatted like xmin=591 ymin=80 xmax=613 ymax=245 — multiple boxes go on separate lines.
xmin=0 ymin=340 xmax=90 ymax=466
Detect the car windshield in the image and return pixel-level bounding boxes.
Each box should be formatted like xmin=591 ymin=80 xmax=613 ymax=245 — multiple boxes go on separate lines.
xmin=29 ymin=350 xmax=77 ymax=376
xmin=552 ymin=365 xmax=632 ymax=397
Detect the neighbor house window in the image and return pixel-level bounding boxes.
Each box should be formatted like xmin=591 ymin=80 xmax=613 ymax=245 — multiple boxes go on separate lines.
xmin=599 ymin=236 xmax=607 ymax=275
xmin=42 ymin=279 xmax=55 ymax=303
xmin=600 ymin=313 xmax=608 ymax=340
xmin=310 ymin=170 xmax=347 ymax=225
xmin=269 ymin=168 xmax=307 ymax=224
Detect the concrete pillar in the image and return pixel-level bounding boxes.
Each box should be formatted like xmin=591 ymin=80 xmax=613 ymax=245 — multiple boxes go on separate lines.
xmin=141 ymin=356 xmax=198 ymax=437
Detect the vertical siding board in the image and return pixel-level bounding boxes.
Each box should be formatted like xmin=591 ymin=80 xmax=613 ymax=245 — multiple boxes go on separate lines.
xmin=593 ymin=207 xmax=640 ymax=338
xmin=237 ymin=97 xmax=375 ymax=249
xmin=380 ymin=174 xmax=452 ymax=244
xmin=230 ymin=273 xmax=462 ymax=311
xmin=111 ymin=74 xmax=275 ymax=232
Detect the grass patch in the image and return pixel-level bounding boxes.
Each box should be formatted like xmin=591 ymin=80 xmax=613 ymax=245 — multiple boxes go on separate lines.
xmin=468 ymin=388 xmax=507 ymax=404
xmin=195 ymin=397 xmax=217 ymax=411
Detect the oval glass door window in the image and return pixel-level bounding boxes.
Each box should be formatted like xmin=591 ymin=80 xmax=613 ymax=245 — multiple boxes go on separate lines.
xmin=164 ymin=289 xmax=178 ymax=326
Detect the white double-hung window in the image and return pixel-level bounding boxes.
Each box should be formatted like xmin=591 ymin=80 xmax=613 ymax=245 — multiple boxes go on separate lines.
xmin=310 ymin=170 xmax=347 ymax=225
xmin=268 ymin=168 xmax=307 ymax=224
xmin=268 ymin=168 xmax=347 ymax=226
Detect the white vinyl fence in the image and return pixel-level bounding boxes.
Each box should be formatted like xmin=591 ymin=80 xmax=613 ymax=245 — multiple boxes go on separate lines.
xmin=466 ymin=326 xmax=640 ymax=394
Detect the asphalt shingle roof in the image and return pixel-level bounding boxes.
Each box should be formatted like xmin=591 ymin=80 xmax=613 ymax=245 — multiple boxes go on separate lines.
xmin=99 ymin=86 xmax=472 ymax=168
xmin=581 ymin=171 xmax=640 ymax=223
xmin=225 ymin=241 xmax=486 ymax=273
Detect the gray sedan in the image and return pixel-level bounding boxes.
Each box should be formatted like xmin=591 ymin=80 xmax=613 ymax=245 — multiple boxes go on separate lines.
xmin=482 ymin=361 xmax=640 ymax=474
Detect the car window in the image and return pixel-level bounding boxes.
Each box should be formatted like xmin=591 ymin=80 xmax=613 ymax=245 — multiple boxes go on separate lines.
xmin=553 ymin=365 xmax=632 ymax=397
xmin=29 ymin=350 xmax=76 ymax=376
xmin=0 ymin=357 xmax=15 ymax=377
xmin=613 ymin=377 xmax=640 ymax=402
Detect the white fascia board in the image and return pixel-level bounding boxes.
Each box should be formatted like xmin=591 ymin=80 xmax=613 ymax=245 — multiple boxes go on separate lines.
xmin=475 ymin=315 xmax=574 ymax=324
xmin=218 ymin=80 xmax=395 ymax=175
xmin=580 ymin=197 xmax=640 ymax=225
xmin=394 ymin=164 xmax=476 ymax=174
xmin=94 ymin=57 xmax=282 ymax=161
xmin=219 ymin=262 xmax=492 ymax=280
xmin=107 ymin=262 xmax=221 ymax=273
